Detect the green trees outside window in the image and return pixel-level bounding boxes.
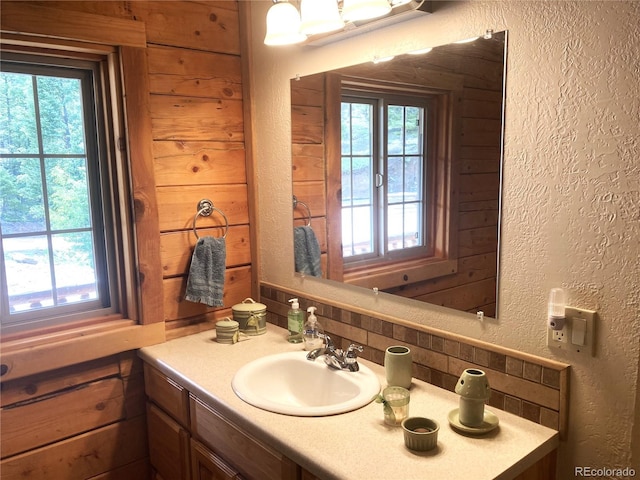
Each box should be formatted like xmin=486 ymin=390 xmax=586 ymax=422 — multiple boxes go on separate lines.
xmin=0 ymin=58 xmax=112 ymax=326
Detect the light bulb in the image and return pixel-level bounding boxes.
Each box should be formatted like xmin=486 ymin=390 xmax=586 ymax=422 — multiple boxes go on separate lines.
xmin=264 ymin=1 xmax=307 ymax=46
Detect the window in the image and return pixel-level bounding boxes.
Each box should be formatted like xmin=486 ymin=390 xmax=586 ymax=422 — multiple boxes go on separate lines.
xmin=341 ymin=92 xmax=434 ymax=267
xmin=0 ymin=54 xmax=120 ymax=333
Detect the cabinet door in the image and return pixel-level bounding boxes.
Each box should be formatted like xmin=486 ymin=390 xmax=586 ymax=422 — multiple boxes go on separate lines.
xmin=147 ymin=403 xmax=191 ymax=480
xmin=145 ymin=364 xmax=190 ymax=428
xmin=191 ymin=439 xmax=241 ymax=480
xmin=190 ymin=395 xmax=299 ymax=480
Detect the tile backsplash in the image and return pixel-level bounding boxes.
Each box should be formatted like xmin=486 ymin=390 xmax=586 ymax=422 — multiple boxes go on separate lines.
xmin=260 ymin=283 xmax=570 ymax=438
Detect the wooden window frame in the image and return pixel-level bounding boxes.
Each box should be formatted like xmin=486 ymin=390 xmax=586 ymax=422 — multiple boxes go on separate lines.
xmin=326 ymin=74 xmax=460 ymax=290
xmin=340 ymin=91 xmax=435 ymax=266
xmin=0 ymin=4 xmax=165 ymax=381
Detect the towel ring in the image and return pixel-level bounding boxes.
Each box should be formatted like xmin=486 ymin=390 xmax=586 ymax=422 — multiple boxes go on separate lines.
xmin=292 ymin=195 xmax=311 ymax=227
xmin=193 ymin=199 xmax=229 ymax=239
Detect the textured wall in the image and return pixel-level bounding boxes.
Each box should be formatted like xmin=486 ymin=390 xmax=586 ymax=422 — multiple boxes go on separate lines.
xmin=247 ymin=1 xmax=640 ymax=475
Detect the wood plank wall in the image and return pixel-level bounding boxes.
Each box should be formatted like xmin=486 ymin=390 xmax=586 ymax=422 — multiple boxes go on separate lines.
xmin=1 ymin=1 xmax=253 ymax=477
xmin=1 ymin=354 xmax=148 ymax=479
xmin=291 ymin=37 xmax=504 ymax=316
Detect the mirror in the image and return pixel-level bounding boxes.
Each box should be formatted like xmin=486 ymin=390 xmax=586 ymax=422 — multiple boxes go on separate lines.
xmin=291 ymin=31 xmax=506 ymax=318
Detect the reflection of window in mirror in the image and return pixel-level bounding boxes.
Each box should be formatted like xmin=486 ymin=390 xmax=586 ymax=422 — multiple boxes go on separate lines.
xmin=328 ymin=79 xmax=459 ymax=290
xmin=291 ymin=32 xmax=505 ymax=317
xmin=341 ymin=92 xmax=435 ymax=265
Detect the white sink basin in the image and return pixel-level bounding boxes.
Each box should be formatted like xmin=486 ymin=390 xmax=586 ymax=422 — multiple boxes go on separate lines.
xmin=231 ymin=351 xmax=381 ymax=416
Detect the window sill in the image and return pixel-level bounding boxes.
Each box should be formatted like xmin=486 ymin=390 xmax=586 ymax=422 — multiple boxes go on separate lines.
xmin=344 ymin=258 xmax=458 ymax=291
xmin=0 ymin=319 xmax=165 ymax=382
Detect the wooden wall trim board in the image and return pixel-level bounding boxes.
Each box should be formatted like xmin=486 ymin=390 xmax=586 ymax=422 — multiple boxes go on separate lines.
xmin=1 ymin=377 xmax=126 ymax=458
xmin=238 ymin=0 xmax=260 ymax=300
xmin=121 ymin=46 xmax=165 ymax=326
xmin=0 ymin=416 xmax=148 ymax=480
xmin=0 ymin=322 xmax=165 ymax=382
xmin=1 ymin=352 xmax=148 ymax=478
xmin=0 ymin=3 xmax=146 ymax=48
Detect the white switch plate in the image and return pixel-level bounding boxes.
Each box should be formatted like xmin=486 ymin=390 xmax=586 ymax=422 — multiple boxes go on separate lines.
xmin=546 ymin=307 xmax=596 ymax=356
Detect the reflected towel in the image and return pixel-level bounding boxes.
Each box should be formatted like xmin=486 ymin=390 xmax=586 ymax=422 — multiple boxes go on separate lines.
xmin=294 ymin=225 xmax=321 ymax=277
xmin=185 ymin=236 xmax=226 ymax=307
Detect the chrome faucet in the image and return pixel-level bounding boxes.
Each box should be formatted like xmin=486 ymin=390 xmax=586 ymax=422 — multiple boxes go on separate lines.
xmin=306 ymin=334 xmax=364 ymax=372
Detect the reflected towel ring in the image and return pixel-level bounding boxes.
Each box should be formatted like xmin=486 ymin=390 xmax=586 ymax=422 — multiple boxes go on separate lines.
xmin=292 ymin=195 xmax=311 ymax=227
xmin=193 ymin=199 xmax=229 ymax=239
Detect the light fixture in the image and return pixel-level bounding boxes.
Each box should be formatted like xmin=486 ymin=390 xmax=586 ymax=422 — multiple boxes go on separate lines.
xmin=372 ymin=55 xmax=395 ymax=63
xmin=300 ymin=0 xmax=345 ymax=36
xmin=263 ymin=0 xmax=432 ymax=46
xmin=407 ymin=47 xmax=432 ymax=55
xmin=264 ymin=1 xmax=307 ymax=46
xmin=454 ymin=36 xmax=479 ymax=44
xmin=342 ymin=0 xmax=392 ymax=23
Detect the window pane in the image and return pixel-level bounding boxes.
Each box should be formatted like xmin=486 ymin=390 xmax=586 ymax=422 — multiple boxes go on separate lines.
xmin=404 ymin=156 xmax=422 ymax=202
xmin=387 ymin=203 xmax=422 ymax=251
xmin=0 ymin=72 xmax=38 ymax=153
xmin=341 ymin=103 xmax=352 ymax=155
xmin=341 ymin=156 xmax=353 ymax=205
xmin=343 ymin=205 xmax=373 ymax=256
xmin=387 ymin=105 xmax=404 ymax=155
xmin=3 ymin=235 xmax=53 ymax=313
xmin=37 ymin=76 xmax=86 ymax=154
xmin=46 ymin=157 xmax=91 ymax=230
xmin=387 ymin=156 xmax=403 ymax=201
xmin=1 ymin=57 xmax=115 ymax=327
xmin=349 ymin=103 xmax=372 ymax=155
xmin=341 ymin=99 xmax=376 ymax=259
xmin=52 ymin=232 xmax=98 ymax=304
xmin=352 ymin=156 xmax=372 ymax=205
xmin=0 ymin=158 xmax=47 ymax=234
xmin=404 ymin=106 xmax=421 ymax=154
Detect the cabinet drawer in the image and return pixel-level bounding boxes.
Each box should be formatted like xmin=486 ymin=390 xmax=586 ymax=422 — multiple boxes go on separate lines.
xmin=147 ymin=402 xmax=190 ymax=480
xmin=144 ymin=364 xmax=189 ymax=427
xmin=191 ymin=438 xmax=240 ymax=480
xmin=190 ymin=395 xmax=299 ymax=480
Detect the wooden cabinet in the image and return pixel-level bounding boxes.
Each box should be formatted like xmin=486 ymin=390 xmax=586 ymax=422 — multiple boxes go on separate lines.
xmin=145 ymin=364 xmax=299 ymax=480
xmin=144 ymin=363 xmax=189 ymax=428
xmin=190 ymin=395 xmax=299 ymax=480
xmin=144 ymin=363 xmax=554 ymax=480
xmin=191 ymin=439 xmax=245 ymax=480
xmin=147 ymin=403 xmax=191 ymax=480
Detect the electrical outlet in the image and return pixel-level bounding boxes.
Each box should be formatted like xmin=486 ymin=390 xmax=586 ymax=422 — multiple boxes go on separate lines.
xmin=547 ymin=306 xmax=597 ymax=355
xmin=547 ymin=325 xmax=568 ymax=348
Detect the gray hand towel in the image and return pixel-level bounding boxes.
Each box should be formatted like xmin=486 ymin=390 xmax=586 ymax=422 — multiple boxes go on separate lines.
xmin=294 ymin=225 xmax=322 ymax=277
xmin=185 ymin=236 xmax=226 ymax=307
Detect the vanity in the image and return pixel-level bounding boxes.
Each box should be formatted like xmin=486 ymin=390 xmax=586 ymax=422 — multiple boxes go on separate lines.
xmin=139 ymin=323 xmax=558 ymax=480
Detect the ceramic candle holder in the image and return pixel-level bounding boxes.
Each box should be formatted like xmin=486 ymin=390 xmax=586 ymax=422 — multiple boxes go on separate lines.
xmin=402 ymin=417 xmax=439 ymax=451
xmin=384 ymin=345 xmax=412 ymax=389
xmin=454 ymin=369 xmax=491 ymax=427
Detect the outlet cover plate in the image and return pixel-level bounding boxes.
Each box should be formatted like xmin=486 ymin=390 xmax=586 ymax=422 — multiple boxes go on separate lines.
xmin=547 ymin=306 xmax=596 ymax=356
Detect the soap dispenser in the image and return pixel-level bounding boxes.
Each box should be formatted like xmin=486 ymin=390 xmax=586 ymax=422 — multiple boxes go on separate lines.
xmin=287 ymin=298 xmax=303 ymax=343
xmin=303 ymin=306 xmax=324 ymax=351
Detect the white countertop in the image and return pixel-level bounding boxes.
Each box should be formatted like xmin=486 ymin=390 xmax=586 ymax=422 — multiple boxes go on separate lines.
xmin=139 ymin=323 xmax=559 ymax=480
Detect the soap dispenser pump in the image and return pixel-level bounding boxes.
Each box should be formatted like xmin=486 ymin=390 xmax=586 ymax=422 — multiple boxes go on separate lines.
xmin=287 ymin=298 xmax=304 ymax=343
xmin=303 ymin=306 xmax=324 ymax=351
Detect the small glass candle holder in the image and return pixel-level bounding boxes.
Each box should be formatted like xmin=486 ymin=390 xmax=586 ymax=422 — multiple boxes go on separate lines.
xmin=377 ymin=386 xmax=410 ymax=426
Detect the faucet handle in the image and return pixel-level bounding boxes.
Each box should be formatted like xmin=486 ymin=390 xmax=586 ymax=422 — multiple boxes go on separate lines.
xmin=321 ymin=333 xmax=334 ymax=350
xmin=344 ymin=344 xmax=363 ymax=371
